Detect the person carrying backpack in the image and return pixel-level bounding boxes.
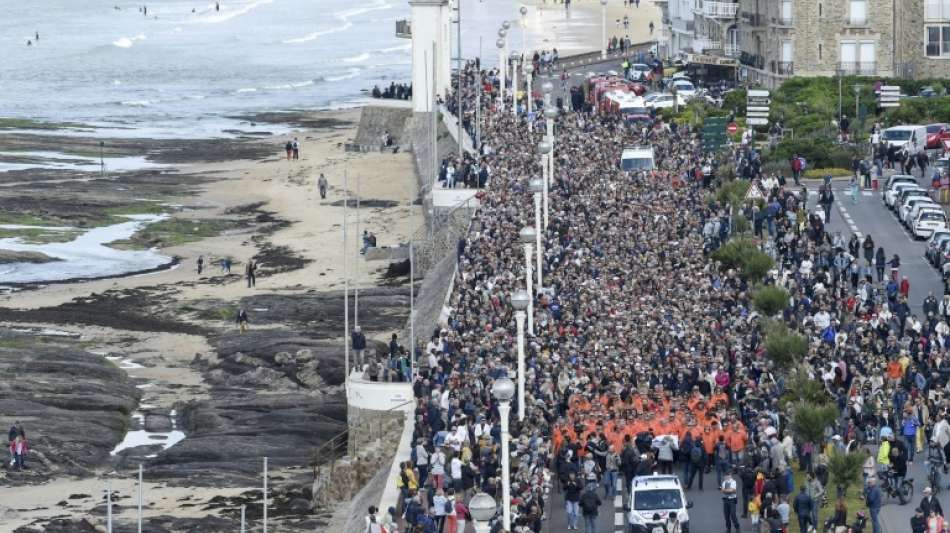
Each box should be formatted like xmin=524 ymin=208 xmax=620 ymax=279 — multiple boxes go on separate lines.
xmin=686 ymin=438 xmax=705 ymax=490
xmin=579 ymin=483 xmax=602 ymax=533
xmin=715 ymin=436 xmax=732 ymax=487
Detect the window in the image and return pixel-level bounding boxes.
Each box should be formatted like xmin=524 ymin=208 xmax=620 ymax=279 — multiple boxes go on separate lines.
xmin=781 ymin=0 xmax=792 ymax=23
xmin=782 ymin=41 xmax=793 ymax=62
xmin=926 ymin=0 xmax=950 ymax=20
xmin=818 ymin=2 xmax=822 ymax=17
xmin=926 ymin=25 xmax=950 ymax=57
xmin=818 ymin=43 xmax=823 ymax=60
xmin=850 ymin=0 xmax=867 ymax=25
xmin=840 ymin=41 xmax=856 ymax=63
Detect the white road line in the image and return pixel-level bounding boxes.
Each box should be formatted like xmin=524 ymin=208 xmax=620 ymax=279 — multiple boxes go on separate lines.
xmin=615 ymin=512 xmax=624 ymax=526
xmin=862 ymin=191 xmax=873 ymax=196
xmin=614 ymin=495 xmax=623 ymax=507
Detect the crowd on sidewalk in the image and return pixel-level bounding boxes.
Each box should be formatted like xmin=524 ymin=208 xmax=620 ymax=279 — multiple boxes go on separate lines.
xmin=380 ymin=55 xmax=950 ymax=533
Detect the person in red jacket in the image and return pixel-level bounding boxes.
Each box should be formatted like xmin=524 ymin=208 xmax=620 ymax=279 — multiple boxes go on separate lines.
xmin=10 ymin=434 xmax=28 ymax=470
xmin=900 ymin=276 xmax=911 ymax=298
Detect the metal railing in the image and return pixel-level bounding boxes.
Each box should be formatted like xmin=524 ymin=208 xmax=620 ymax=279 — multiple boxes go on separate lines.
xmin=776 ymin=61 xmax=794 ymax=75
xmin=694 ymin=38 xmax=722 ymax=52
xmin=702 ymin=1 xmax=739 ymax=18
xmin=724 ymin=44 xmax=740 ymax=57
xmin=837 ymin=61 xmax=876 ymax=76
xmin=774 ymin=16 xmax=793 ymax=26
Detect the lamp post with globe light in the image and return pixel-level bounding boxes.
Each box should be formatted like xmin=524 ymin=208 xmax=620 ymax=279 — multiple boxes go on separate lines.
xmin=600 ymin=0 xmax=609 ymax=59
xmin=492 ymin=377 xmax=515 ymax=533
xmin=468 ymin=492 xmax=497 ymax=533
xmin=518 ymin=226 xmax=536 ymax=336
xmin=510 ymin=289 xmax=530 ymax=421
xmin=520 ymin=6 xmax=528 ymax=55
xmin=496 ymin=34 xmax=507 ymax=109
xmin=529 ymin=178 xmax=543 ymax=291
xmin=511 ymin=53 xmax=519 ymax=117
xmin=524 ymin=63 xmax=534 ymax=127
xmin=537 ymin=140 xmax=552 ymax=229
xmin=544 ymin=106 xmax=558 ymax=190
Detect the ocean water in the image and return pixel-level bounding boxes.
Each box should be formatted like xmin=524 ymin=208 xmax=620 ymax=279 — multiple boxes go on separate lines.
xmin=0 ymin=0 xmax=588 ymax=138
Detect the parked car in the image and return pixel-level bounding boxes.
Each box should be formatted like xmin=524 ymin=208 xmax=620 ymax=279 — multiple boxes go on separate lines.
xmin=920 ymin=86 xmax=940 ymax=98
xmin=885 ymin=182 xmax=921 ymax=207
xmin=925 ymin=231 xmax=950 ymax=265
xmin=646 ymin=93 xmax=688 ymax=109
xmin=913 ymin=208 xmax=948 ymax=239
xmin=903 ymin=198 xmax=941 ymax=227
xmin=894 ymin=188 xmax=930 ymax=214
xmin=626 ymin=63 xmax=652 ymax=81
xmin=926 ymin=123 xmax=950 ymax=149
xmin=882 ymin=125 xmax=928 ymax=154
xmin=671 ymin=79 xmax=697 ymax=100
xmin=881 ymin=175 xmax=917 ymax=202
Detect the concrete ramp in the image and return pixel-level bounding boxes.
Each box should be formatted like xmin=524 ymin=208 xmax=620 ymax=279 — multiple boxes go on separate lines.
xmin=354 ymin=106 xmax=413 ymax=151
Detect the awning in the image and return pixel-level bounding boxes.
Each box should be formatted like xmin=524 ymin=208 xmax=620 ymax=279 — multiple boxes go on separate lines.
xmin=685 ymin=53 xmax=738 ymax=67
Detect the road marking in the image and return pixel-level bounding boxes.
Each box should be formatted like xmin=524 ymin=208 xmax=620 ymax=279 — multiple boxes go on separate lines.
xmin=615 ymin=512 xmax=624 ymax=526
xmin=862 ymin=191 xmax=873 ymax=196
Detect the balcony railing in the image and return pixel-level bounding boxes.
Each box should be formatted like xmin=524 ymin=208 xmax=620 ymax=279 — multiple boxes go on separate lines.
xmin=846 ymin=15 xmax=867 ymax=26
xmin=724 ymin=44 xmax=740 ymax=57
xmin=773 ymin=16 xmax=793 ymax=26
xmin=837 ymin=61 xmax=876 ymax=76
xmin=740 ymin=52 xmax=765 ymax=70
xmin=702 ymin=1 xmax=739 ymax=18
xmin=694 ymin=39 xmax=722 ymax=52
xmin=775 ymin=61 xmax=794 ymax=76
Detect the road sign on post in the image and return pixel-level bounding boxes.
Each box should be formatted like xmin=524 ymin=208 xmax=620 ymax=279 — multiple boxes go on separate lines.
xmin=727 ymin=122 xmax=738 ymax=135
xmin=879 ymin=85 xmax=901 ymax=108
xmin=702 ymin=116 xmax=729 ymax=151
xmin=746 ymin=89 xmax=770 ymax=126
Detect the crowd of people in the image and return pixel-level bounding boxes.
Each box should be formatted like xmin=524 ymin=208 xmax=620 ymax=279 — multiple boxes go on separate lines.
xmin=371 ymin=82 xmax=413 ymax=101
xmin=378 ymin=49 xmax=950 ymax=533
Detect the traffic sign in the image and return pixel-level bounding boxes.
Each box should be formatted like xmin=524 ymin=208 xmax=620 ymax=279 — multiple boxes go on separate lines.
xmin=727 ymin=122 xmax=738 ymax=134
xmin=879 ymin=85 xmax=901 ymax=108
xmin=746 ymin=89 xmax=770 ymax=126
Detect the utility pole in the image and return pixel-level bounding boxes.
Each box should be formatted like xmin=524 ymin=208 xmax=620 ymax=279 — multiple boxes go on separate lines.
xmin=456 ymin=0 xmax=463 ymax=160
xmin=99 ymin=141 xmax=105 ymax=178
xmin=262 ymin=457 xmax=268 ymax=533
xmin=344 ymin=169 xmax=350 ymax=380
xmin=409 ymin=239 xmax=415 ymax=380
xmin=355 ymin=175 xmax=360 ymax=329
xmin=137 ymin=464 xmax=144 ymax=533
xmin=106 ymin=481 xmax=113 ymax=533
xmin=476 ymin=36 xmax=482 ymax=150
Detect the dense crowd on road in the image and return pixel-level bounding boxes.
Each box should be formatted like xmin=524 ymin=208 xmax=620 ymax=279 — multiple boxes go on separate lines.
xmin=380 ymin=57 xmax=950 ymax=533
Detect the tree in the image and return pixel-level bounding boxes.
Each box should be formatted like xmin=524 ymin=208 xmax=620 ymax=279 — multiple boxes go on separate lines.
xmin=763 ymin=320 xmax=808 ymax=371
xmin=783 ymin=367 xmax=833 ymax=406
xmin=710 ymin=238 xmax=774 ymax=281
xmin=827 ymin=450 xmax=865 ymax=498
xmin=715 ymin=179 xmax=750 ymax=208
xmin=790 ymin=403 xmax=838 ymax=447
xmin=753 ymin=286 xmax=789 ymax=317
xmin=742 ymin=252 xmax=774 ymax=282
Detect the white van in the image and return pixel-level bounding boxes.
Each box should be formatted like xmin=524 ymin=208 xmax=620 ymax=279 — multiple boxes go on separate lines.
xmin=627 ymin=475 xmax=692 ymax=533
xmin=882 ymin=125 xmax=927 ymax=154
xmin=621 ymin=146 xmax=655 ymax=171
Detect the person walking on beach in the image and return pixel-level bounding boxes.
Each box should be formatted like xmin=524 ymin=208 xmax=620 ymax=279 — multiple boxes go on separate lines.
xmin=8 ymin=421 xmax=20 ymax=465
xmin=245 ymin=259 xmax=256 ymax=287
xmin=292 ymin=137 xmax=300 ymax=160
xmin=236 ymin=307 xmax=249 ymax=334
xmin=197 ymin=255 xmax=204 ymax=275
xmin=10 ymin=434 xmax=27 ymax=470
xmin=284 ymin=140 xmax=293 ymax=160
xmin=318 ymin=173 xmax=328 ymax=199
xmin=215 ymin=2 xmax=220 ymax=11
xmin=220 ymin=257 xmax=231 ymax=274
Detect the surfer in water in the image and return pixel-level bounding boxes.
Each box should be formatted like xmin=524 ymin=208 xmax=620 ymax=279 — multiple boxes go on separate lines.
xmin=26 ymin=40 xmax=31 ymax=46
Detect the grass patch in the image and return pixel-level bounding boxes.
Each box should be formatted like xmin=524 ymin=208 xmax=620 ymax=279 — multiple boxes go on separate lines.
xmin=784 ymin=468 xmax=867 ymax=533
xmin=0 ymin=117 xmax=91 ymax=130
xmin=0 ymin=227 xmax=82 ymax=244
xmin=0 ymin=337 xmax=35 ymax=349
xmin=109 ymin=218 xmax=241 ymax=250
xmin=0 ymin=212 xmax=63 ymax=226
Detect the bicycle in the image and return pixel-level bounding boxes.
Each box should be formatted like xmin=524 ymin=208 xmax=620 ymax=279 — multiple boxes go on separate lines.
xmin=878 ymin=468 xmax=914 ymax=505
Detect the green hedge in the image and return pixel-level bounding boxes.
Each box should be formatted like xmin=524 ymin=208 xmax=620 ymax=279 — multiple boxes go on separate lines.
xmin=753 ymin=285 xmax=790 ymax=316
xmin=766 ymin=138 xmax=862 ymax=168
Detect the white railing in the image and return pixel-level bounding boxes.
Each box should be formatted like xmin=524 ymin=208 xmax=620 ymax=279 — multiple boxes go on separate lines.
xmin=703 ymin=1 xmax=739 ymax=18
xmin=694 ymin=38 xmax=722 ymax=52
xmin=724 ymin=44 xmax=740 ymax=57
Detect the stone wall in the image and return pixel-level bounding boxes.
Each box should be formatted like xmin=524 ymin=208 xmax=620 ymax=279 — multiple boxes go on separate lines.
xmin=354 ymin=106 xmax=413 ymax=151
xmin=897 ymin=1 xmax=950 ymax=79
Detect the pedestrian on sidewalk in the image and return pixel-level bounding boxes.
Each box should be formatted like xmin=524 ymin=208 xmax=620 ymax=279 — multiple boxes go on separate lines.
xmin=292 ymin=137 xmax=300 ymax=160
xmin=849 ymin=175 xmax=859 ymax=204
xmin=197 ymin=254 xmax=204 ymax=275
xmin=564 ymin=471 xmax=582 ymax=530
xmin=865 ymin=477 xmax=882 ymax=533
xmin=245 ymin=259 xmax=256 ymax=287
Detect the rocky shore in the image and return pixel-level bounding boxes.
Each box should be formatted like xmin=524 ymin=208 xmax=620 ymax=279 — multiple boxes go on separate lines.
xmin=0 ymin=107 xmax=420 ymax=532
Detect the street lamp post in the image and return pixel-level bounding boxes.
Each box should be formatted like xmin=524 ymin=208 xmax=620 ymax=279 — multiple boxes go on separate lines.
xmin=510 ymin=289 xmax=530 ymax=421
xmin=544 ymin=106 xmax=558 ymax=193
xmin=600 ymin=0 xmax=608 ymax=60
xmin=496 ymin=37 xmax=506 ymax=109
xmin=529 ymin=178 xmax=543 ymax=291
xmin=520 ymin=6 xmax=528 ymax=58
xmin=524 ymin=63 xmax=534 ymax=131
xmin=492 ymin=377 xmax=515 ymax=533
xmin=537 ymin=140 xmax=552 ymax=229
xmin=511 ymin=55 xmax=520 ymax=117
xmin=469 ymin=492 xmax=497 ymax=533
xmin=519 ymin=226 xmax=536 ymax=336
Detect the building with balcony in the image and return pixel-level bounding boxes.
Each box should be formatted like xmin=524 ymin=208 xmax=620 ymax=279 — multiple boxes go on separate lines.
xmin=732 ymin=0 xmax=950 ymax=89
xmin=692 ymin=0 xmax=740 ymax=58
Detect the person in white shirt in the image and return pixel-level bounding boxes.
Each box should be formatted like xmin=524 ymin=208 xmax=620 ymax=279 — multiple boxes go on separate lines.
xmin=430 ymin=448 xmax=446 ymax=490
xmin=449 ymin=454 xmax=463 ymax=491
xmin=720 ymin=471 xmax=739 ymax=533
xmin=813 ymin=308 xmax=831 ymax=331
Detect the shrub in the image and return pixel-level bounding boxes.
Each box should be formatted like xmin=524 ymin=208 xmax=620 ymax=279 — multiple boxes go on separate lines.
xmin=711 ymin=238 xmax=774 ymax=280
xmin=783 ymin=367 xmax=834 ymax=405
xmin=803 ymin=168 xmax=852 ymax=179
xmin=827 ymin=450 xmax=865 ymax=498
xmin=790 ymin=403 xmax=839 ymax=445
xmin=764 ymin=320 xmax=808 ymax=370
xmin=733 ymin=216 xmax=750 ymax=234
xmin=715 ymin=179 xmax=750 ymax=208
xmin=723 ymin=89 xmax=747 ymax=116
xmin=753 ymin=285 xmax=789 ymax=316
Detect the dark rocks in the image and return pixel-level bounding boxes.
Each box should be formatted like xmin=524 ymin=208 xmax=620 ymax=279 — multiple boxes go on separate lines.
xmin=144 ymin=414 xmax=173 ymax=432
xmin=0 ymin=331 xmax=141 ymax=483
xmin=13 ymin=518 xmax=98 ymax=533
